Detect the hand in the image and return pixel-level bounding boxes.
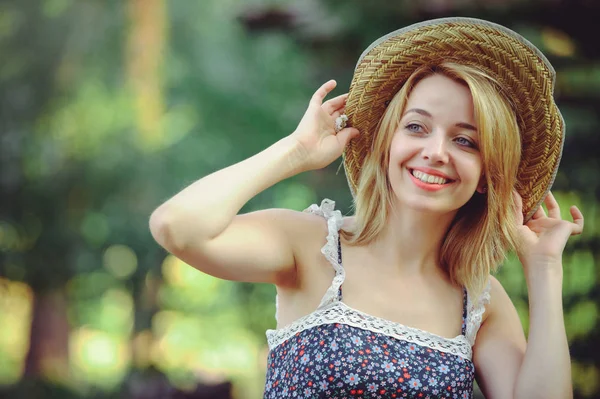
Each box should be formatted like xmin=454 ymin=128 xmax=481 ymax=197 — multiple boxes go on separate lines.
xmin=514 ymin=191 xmax=584 ymax=274
xmin=290 ymin=80 xmax=360 ymax=171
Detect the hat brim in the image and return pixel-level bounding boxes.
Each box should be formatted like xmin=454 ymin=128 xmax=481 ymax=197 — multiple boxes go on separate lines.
xmin=343 ymin=17 xmax=564 ymax=222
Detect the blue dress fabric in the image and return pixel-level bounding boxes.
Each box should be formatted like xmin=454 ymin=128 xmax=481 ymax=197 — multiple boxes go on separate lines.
xmin=264 ymin=200 xmax=490 ymax=399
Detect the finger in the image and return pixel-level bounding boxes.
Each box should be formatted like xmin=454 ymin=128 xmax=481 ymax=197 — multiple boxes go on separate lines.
xmin=336 ymin=127 xmax=360 ymax=147
xmin=544 ymin=192 xmax=561 ymax=219
xmin=570 ymin=206 xmax=584 ymax=235
xmin=331 ymin=103 xmax=348 ymax=120
xmin=332 ymin=103 xmax=347 ymax=120
xmin=523 ymin=218 xmax=544 ymax=234
xmin=311 ymin=80 xmax=337 ymax=106
xmin=531 ymin=204 xmax=546 ymax=220
xmin=512 ymin=190 xmax=524 ymax=225
xmin=323 ymin=93 xmax=348 ymax=114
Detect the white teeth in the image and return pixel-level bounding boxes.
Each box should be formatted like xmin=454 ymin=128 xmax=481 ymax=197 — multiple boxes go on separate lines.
xmin=412 ymin=170 xmax=449 ymax=185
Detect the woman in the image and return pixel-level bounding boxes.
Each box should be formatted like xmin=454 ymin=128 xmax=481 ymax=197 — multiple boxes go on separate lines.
xmin=150 ymin=18 xmax=583 ymax=398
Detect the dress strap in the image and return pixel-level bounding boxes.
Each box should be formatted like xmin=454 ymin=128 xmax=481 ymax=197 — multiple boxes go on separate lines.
xmin=464 ymin=278 xmax=492 ymax=346
xmin=303 ymin=199 xmax=345 ymax=309
xmin=337 ymin=235 xmax=343 ymax=301
xmin=460 ymin=288 xmax=468 ymax=336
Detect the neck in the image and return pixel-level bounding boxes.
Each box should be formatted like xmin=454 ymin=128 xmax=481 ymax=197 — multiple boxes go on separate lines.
xmin=368 ymin=204 xmax=457 ymax=277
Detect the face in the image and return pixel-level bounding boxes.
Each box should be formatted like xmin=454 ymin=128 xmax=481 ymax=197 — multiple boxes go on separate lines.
xmin=388 ymin=73 xmax=484 ymax=216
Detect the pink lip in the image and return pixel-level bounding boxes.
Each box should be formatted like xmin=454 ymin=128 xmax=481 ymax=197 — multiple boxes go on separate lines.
xmin=407 ymin=168 xmax=455 ymax=192
xmin=409 ymin=167 xmax=454 ymax=180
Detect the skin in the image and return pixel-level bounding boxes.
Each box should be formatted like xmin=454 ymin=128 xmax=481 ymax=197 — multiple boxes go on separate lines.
xmin=374 ymin=74 xmax=486 ymax=280
xmin=150 ymin=78 xmax=584 ymax=399
xmin=389 ymin=74 xmax=484 ymax=217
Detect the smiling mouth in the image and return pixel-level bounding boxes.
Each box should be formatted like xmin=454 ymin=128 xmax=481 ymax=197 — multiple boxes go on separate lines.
xmin=409 ymin=169 xmax=455 ymax=185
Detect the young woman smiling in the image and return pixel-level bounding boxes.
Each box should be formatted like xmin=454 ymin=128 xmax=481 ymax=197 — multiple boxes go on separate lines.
xmin=150 ymin=18 xmax=583 ymax=399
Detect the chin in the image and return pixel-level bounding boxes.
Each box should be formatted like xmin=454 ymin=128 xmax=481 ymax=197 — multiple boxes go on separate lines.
xmin=392 ymin=190 xmax=474 ymax=216
xmin=408 ymin=202 xmax=456 ymax=215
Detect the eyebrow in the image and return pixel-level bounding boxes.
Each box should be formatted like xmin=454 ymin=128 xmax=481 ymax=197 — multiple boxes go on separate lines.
xmin=404 ymin=108 xmax=477 ymax=132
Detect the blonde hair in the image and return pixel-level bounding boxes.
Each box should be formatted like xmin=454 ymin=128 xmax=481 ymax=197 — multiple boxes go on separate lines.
xmin=341 ymin=62 xmax=522 ymax=295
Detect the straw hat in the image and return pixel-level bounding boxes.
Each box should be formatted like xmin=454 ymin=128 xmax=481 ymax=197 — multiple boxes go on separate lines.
xmin=342 ymin=17 xmax=564 ymax=221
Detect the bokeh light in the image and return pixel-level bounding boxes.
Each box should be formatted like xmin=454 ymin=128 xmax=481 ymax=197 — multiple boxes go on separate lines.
xmin=103 ymin=245 xmax=138 ymax=279
xmin=70 ymin=327 xmax=130 ymax=389
xmin=0 ymin=278 xmax=33 ymax=385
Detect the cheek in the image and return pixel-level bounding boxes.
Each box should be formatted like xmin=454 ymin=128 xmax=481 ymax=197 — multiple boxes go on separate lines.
xmin=388 ymin=133 xmax=413 ymax=164
xmin=388 ymin=133 xmax=400 ymax=154
xmin=387 ymin=135 xmax=400 ymax=168
xmin=465 ymin=158 xmax=484 ymax=186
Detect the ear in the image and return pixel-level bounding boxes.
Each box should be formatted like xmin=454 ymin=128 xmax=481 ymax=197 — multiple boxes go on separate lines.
xmin=476 ymin=175 xmax=487 ymax=194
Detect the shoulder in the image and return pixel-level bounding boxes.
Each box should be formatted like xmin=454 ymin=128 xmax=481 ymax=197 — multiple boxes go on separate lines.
xmin=271 ymin=199 xmax=344 ymax=256
xmin=297 ymin=198 xmax=348 ymax=237
xmin=464 ymin=274 xmax=522 ymax=349
xmin=274 ymin=200 xmax=345 ymax=306
xmin=481 ymin=275 xmax=513 ymax=324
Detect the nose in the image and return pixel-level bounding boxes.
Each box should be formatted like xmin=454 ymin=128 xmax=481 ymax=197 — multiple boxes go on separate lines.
xmin=421 ymin=132 xmax=449 ymax=164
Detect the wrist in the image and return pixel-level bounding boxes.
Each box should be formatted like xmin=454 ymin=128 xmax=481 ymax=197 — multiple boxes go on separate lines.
xmin=522 ymin=259 xmax=563 ymax=290
xmin=278 ymin=135 xmax=316 ymax=174
xmin=268 ymin=136 xmax=307 ymax=175
xmin=520 ymin=254 xmax=563 ymax=274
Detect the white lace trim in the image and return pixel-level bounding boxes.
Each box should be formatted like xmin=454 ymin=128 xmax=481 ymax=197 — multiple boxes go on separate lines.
xmin=266 ymin=301 xmax=473 ymax=360
xmin=274 ymin=199 xmax=344 ymax=322
xmin=465 ymin=278 xmax=492 ymax=346
xmin=303 ymin=199 xmax=345 ymax=308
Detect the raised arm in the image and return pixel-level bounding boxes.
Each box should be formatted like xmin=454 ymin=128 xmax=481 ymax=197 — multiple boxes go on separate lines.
xmin=474 ymin=192 xmax=584 ymax=399
xmin=149 ymin=80 xmax=358 ymax=285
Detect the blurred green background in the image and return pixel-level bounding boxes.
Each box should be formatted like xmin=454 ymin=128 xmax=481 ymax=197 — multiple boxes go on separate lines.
xmin=0 ymin=0 xmax=598 ymax=398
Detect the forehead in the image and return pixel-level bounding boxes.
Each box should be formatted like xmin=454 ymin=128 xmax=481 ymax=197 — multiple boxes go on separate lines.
xmin=404 ymin=74 xmax=475 ymax=120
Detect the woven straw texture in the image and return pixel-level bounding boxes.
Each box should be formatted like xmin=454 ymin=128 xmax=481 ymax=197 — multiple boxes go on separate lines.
xmin=343 ymin=17 xmax=564 ymax=221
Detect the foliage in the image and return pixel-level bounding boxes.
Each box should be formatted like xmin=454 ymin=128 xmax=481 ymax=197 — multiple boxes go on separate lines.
xmin=0 ymin=0 xmax=598 ymax=398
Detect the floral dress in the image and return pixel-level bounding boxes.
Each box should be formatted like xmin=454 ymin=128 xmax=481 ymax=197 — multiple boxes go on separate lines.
xmin=264 ymin=199 xmax=491 ymax=399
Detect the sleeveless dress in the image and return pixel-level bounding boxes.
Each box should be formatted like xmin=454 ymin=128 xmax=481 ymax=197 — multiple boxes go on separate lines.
xmin=264 ymin=199 xmax=491 ymax=399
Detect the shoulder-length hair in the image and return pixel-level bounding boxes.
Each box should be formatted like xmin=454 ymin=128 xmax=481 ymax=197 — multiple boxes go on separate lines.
xmin=341 ymin=62 xmax=522 ymax=295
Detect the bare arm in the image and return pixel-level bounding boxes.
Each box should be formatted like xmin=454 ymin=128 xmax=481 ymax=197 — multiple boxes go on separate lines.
xmin=149 ymin=80 xmax=358 ymax=284
xmin=475 ymin=193 xmax=583 ymax=399
xmin=149 ymin=138 xmax=302 ymax=282
xmin=513 ymin=269 xmax=572 ymax=399
xmin=473 ymin=276 xmax=526 ymax=399
xmin=474 ymin=272 xmax=571 ymax=399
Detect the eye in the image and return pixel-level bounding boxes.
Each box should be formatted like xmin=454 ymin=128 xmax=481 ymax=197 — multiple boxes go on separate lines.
xmin=455 ymin=136 xmax=476 ymax=148
xmin=405 ymin=123 xmax=424 ymax=133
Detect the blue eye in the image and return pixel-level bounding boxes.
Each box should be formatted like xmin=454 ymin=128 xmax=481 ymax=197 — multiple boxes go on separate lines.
xmin=405 ymin=123 xmax=423 ymax=133
xmin=455 ymin=136 xmax=475 ymax=148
